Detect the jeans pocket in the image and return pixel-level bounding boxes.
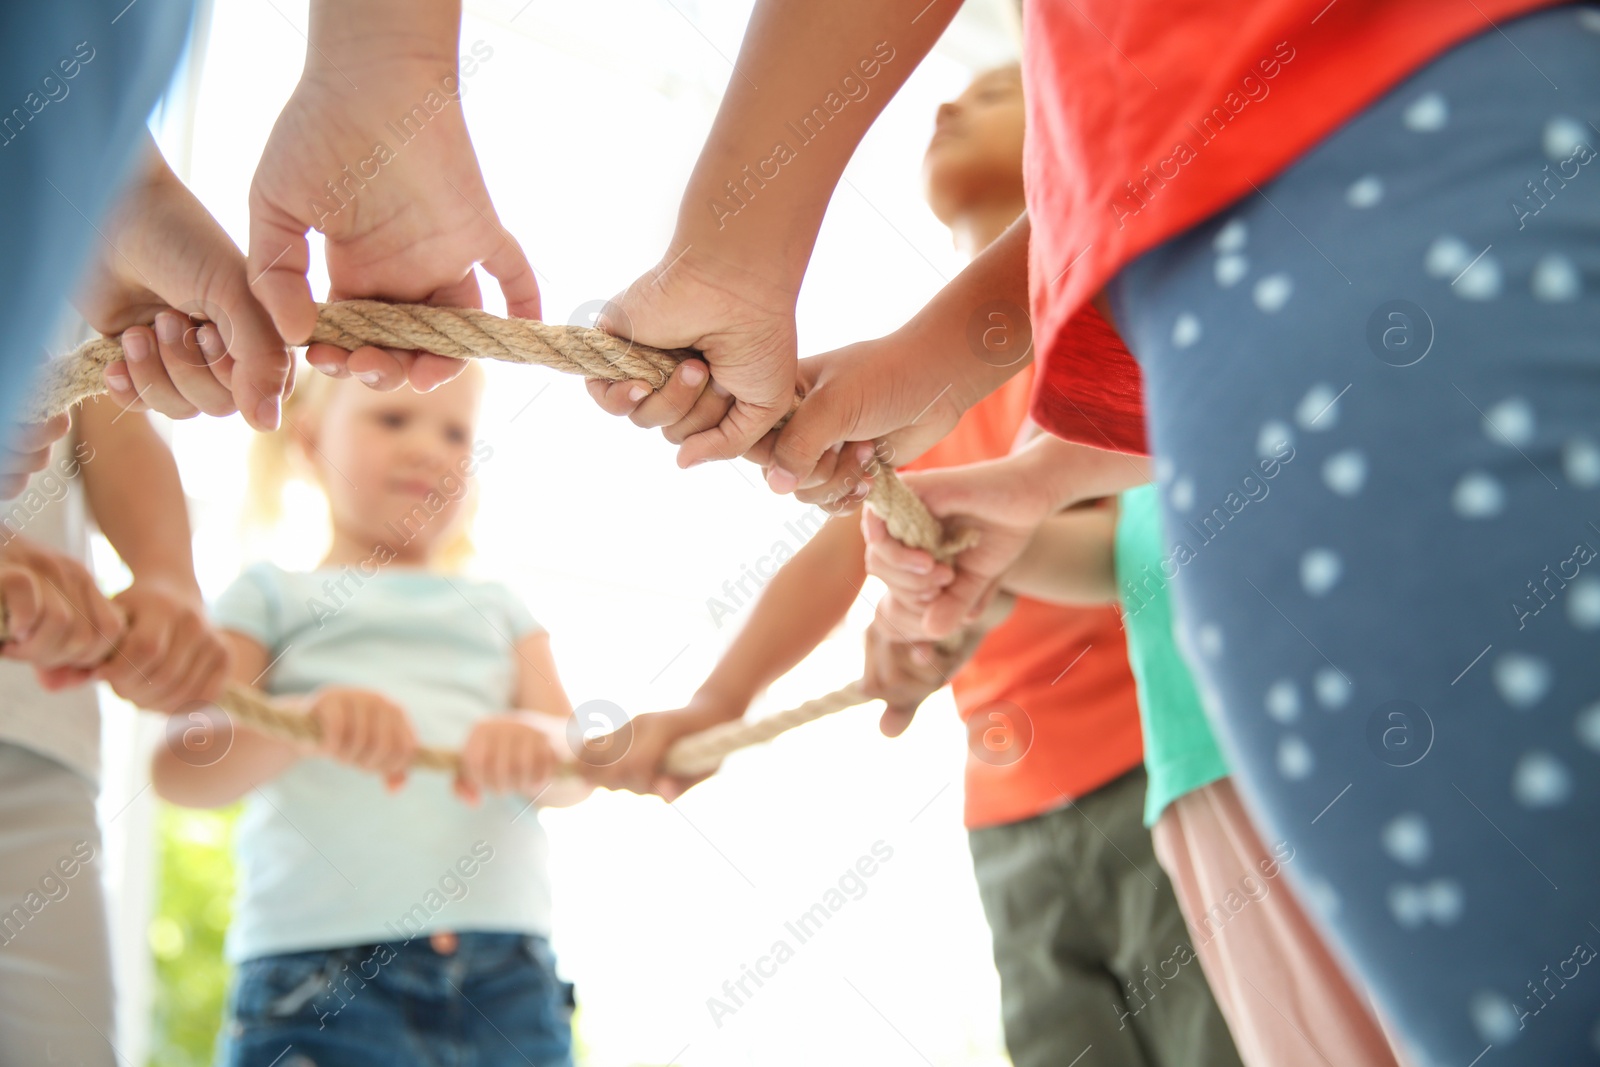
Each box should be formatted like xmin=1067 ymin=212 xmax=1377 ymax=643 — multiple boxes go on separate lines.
xmin=521 ymin=936 xmax=577 ymax=1016
xmin=230 ymin=950 xmax=342 ymax=1025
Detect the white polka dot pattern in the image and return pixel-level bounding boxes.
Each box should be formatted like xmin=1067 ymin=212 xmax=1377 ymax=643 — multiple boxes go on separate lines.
xmin=1403 ymin=92 xmax=1449 ymax=132
xmin=1451 ymin=471 xmax=1505 ymax=519
xmin=1492 ymin=652 xmax=1552 ymax=710
xmin=1253 ymin=273 xmax=1293 ymax=313
xmin=1346 ymin=174 xmax=1384 ymax=208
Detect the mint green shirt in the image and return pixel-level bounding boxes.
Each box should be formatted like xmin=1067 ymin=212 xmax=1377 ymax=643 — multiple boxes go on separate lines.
xmin=212 ymin=563 xmax=552 ymax=962
xmin=1115 ymin=486 xmax=1231 ymax=826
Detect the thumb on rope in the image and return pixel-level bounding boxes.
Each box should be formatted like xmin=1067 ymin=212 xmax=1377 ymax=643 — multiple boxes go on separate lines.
xmin=673 ymin=341 xmax=797 ymax=470
xmin=204 ymin=268 xmax=295 ymax=433
xmin=762 ymin=369 xmax=855 ymax=494
xmin=878 ymin=704 xmax=919 ymax=738
xmin=246 ymin=191 xmax=318 ymax=349
xmin=479 ymin=232 xmax=543 ymax=324
xmin=0 ymin=565 xmax=44 ymax=646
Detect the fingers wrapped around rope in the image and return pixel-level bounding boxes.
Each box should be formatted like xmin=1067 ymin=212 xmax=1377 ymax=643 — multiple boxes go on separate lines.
xmin=32 ymin=302 xmax=979 ymax=562
xmin=28 ymin=301 xmax=701 ymax=423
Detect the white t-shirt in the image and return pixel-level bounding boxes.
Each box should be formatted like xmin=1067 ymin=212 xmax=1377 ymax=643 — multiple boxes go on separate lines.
xmin=0 ymin=435 xmax=100 ymax=782
xmin=211 ymin=562 xmax=556 ymax=962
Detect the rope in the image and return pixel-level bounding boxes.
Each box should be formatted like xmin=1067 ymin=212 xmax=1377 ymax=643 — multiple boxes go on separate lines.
xmin=657 ymin=681 xmax=868 ymax=778
xmin=29 ymin=300 xmax=975 ymax=562
xmin=0 ymin=593 xmax=873 ymax=777
xmin=213 ymin=676 xmax=872 ymax=780
xmin=12 ymin=302 xmax=978 ymax=780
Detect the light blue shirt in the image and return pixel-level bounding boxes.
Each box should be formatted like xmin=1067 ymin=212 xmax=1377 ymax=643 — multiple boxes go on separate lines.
xmin=212 ymin=563 xmax=554 ymax=962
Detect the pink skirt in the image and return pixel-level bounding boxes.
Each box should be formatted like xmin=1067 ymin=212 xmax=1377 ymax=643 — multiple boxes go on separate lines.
xmin=1152 ymin=778 xmax=1409 ymax=1067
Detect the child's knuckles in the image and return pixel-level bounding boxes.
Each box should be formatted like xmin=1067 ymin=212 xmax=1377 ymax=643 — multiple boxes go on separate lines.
xmin=317 ymin=714 xmax=345 ymax=750
xmin=122 ymin=632 xmax=162 ymax=667
xmin=60 ymin=621 xmax=100 ymax=657
xmin=31 ymin=595 xmax=67 ymax=633
xmin=98 ymin=608 xmax=127 ymax=641
xmin=139 ymin=662 xmax=182 ymax=698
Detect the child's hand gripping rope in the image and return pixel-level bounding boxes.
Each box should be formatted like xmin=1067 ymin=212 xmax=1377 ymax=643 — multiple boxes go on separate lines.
xmin=0 ymin=585 xmax=972 ymax=788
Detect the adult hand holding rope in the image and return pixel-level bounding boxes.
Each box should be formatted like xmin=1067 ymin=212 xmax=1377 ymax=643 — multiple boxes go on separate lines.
xmin=245 ymin=0 xmax=539 ymax=411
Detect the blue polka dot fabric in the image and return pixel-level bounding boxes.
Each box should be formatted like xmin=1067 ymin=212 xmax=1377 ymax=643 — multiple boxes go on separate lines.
xmin=1107 ymin=7 xmax=1600 ymax=1065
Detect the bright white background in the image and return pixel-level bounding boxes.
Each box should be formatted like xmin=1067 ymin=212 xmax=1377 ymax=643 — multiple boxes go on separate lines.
xmin=112 ymin=2 xmax=1025 ymax=1064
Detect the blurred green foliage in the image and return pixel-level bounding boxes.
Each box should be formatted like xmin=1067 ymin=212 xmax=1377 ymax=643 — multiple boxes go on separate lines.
xmin=146 ymin=801 xmax=239 ymax=1067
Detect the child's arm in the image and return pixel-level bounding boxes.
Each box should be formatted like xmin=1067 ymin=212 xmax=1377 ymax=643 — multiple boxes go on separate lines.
xmin=584 ymin=510 xmax=868 ymax=800
xmin=150 ymin=631 xmax=303 ymax=808
xmin=997 ymin=505 xmax=1120 ymax=607
xmin=458 ymin=630 xmax=591 ymax=809
xmin=757 ymin=218 xmax=1034 ymax=495
xmin=74 ymin=398 xmax=229 ymax=712
xmin=151 ymin=631 xmax=420 ymax=808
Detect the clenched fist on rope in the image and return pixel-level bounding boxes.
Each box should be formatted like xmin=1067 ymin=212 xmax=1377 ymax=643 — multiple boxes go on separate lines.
xmin=0 ymin=536 xmax=120 ymax=681
xmin=0 ymin=130 xmax=292 ymax=490
xmin=0 ymin=535 xmax=226 ymax=713
xmin=246 ymin=13 xmax=540 ymax=404
xmin=80 ymin=136 xmax=289 ymax=429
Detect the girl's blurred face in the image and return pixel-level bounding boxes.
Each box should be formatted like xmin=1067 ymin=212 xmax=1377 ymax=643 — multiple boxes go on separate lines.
xmin=923 ymin=65 xmax=1026 ymax=221
xmin=305 ymin=369 xmax=483 ymax=556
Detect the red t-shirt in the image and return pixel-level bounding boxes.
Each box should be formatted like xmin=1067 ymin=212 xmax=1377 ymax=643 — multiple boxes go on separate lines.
xmin=1023 ymin=0 xmax=1563 ymax=454
xmin=905 ymin=367 xmax=1144 ymax=830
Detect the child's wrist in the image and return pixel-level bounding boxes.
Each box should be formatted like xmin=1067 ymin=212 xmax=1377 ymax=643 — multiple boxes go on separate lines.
xmin=892 ymin=315 xmax=1021 ymax=421
xmin=127 ymin=570 xmax=203 ymax=607
xmin=978 ymin=442 xmax=1069 ymax=527
xmin=682 ymin=688 xmax=752 ymax=725
xmin=1038 ymin=437 xmax=1151 ymax=511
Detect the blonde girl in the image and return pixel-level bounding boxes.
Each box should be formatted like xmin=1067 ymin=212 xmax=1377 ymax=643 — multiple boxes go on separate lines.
xmin=153 ymin=360 xmax=587 ymax=1067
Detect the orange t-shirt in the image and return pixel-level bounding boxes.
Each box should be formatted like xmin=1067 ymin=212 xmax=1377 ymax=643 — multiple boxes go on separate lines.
xmin=1023 ymin=0 xmax=1563 ymax=455
xmin=905 ymin=367 xmax=1144 ymax=830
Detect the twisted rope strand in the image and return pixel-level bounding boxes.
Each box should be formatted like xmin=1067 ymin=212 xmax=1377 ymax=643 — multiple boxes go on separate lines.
xmin=217 ymin=676 xmax=873 ymax=779
xmin=25 ymin=302 xmax=696 ymax=424
xmin=32 ymin=300 xmax=972 ymax=561
xmin=0 ymin=595 xmax=873 ymax=776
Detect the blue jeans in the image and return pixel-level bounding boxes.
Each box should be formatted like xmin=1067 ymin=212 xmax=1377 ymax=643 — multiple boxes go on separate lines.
xmin=218 ymin=933 xmax=574 ymax=1067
